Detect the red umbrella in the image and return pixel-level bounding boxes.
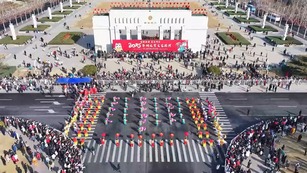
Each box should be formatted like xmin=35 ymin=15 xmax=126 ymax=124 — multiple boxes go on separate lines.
xmin=101 ymin=133 xmax=106 ymax=137
xmin=159 ymin=132 xmax=164 ymax=137
xmin=138 ymin=135 xmax=143 ymax=139
xmin=116 ymin=133 xmax=120 ymax=138
xmin=152 ymin=133 xmax=156 ymax=139
xmin=184 ymin=132 xmax=189 ymax=137
xmin=130 ymin=134 xmax=134 ymax=139
xmin=170 ymin=133 xmax=174 ymax=138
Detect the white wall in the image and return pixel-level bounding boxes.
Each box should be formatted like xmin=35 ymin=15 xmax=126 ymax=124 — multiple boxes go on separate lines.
xmin=93 ymin=9 xmax=208 ymax=52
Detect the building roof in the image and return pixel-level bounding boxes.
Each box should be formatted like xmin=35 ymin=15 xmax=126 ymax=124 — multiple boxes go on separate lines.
xmin=109 ymin=7 xmax=190 ymax=10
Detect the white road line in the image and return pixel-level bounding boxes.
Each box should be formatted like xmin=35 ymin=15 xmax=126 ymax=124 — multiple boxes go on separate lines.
xmin=130 ymin=143 xmax=134 ymax=162
xmin=0 ymin=99 xmax=12 ymax=101
xmin=143 ymin=139 xmax=147 ymax=162
xmin=155 ymin=140 xmax=158 ymax=162
xmin=166 ymin=140 xmax=170 ymax=162
xmin=99 ymin=141 xmax=107 ymax=163
xmin=62 ymin=106 xmax=72 ymax=108
xmin=105 ymin=141 xmax=112 ymax=162
xmin=278 ymin=105 xmax=297 ymax=108
xmin=87 ymin=142 xmax=96 ymax=163
xmin=149 ymin=140 xmax=153 ymax=162
xmin=124 ymin=139 xmax=129 ymax=162
xmin=82 ymin=141 xmax=91 ymax=164
xmin=229 ymin=98 xmax=247 ymax=101
xmin=35 ymin=98 xmax=55 ymax=101
xmin=40 ymin=101 xmax=54 ymax=103
xmin=117 ymin=140 xmax=123 ymax=162
xmin=161 ymin=146 xmax=164 ymax=162
xmin=233 ymin=106 xmax=253 ymax=108
xmin=207 ymin=146 xmax=215 ymax=162
xmin=176 ymin=140 xmax=182 ymax=162
xmin=137 ymin=143 xmax=141 ymax=162
xmin=181 ymin=140 xmax=188 ymax=162
xmin=112 ymin=143 xmax=117 ymax=162
xmin=204 ymin=145 xmax=211 ymax=162
xmin=93 ymin=144 xmax=101 ymax=163
xmin=197 ymin=142 xmax=206 ymax=162
xmin=192 ymin=140 xmax=199 ymax=162
xmin=30 ymin=106 xmax=50 ymax=108
xmin=270 ymin=98 xmax=289 ymax=100
xmin=0 ymin=106 xmax=5 ymax=108
xmin=171 ymin=142 xmax=176 ymax=162
xmin=187 ymin=140 xmax=194 ymax=162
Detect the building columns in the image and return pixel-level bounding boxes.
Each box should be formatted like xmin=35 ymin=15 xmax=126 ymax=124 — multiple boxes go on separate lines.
xmin=159 ymin=26 xmax=164 ymax=40
xmin=181 ymin=26 xmax=186 ymax=40
xmin=170 ymin=27 xmax=175 ymax=40
xmin=126 ymin=27 xmax=130 ymax=40
xmin=115 ymin=26 xmax=120 ymax=40
xmin=137 ymin=26 xmax=142 ymax=40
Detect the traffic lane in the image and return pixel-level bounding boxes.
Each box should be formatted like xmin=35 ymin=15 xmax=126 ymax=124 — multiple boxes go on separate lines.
xmin=216 ymin=93 xmax=307 ymax=105
xmin=0 ymin=105 xmax=72 ymax=116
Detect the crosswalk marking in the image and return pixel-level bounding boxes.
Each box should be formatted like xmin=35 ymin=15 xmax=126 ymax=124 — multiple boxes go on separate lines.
xmin=82 ymin=141 xmax=91 ymax=164
xmin=117 ymin=140 xmax=123 ymax=162
xmin=176 ymin=140 xmax=182 ymax=162
xmin=99 ymin=141 xmax=107 ymax=163
xmin=160 ymin=146 xmax=164 ymax=162
xmin=93 ymin=144 xmax=101 ymax=163
xmin=137 ymin=144 xmax=141 ymax=162
xmin=203 ymin=144 xmax=211 ymax=162
xmin=105 ymin=140 xmax=112 ymax=162
xmin=197 ymin=141 xmax=206 ymax=162
xmin=131 ymin=143 xmax=134 ymax=162
xmin=143 ymin=140 xmax=147 ymax=162
xmin=192 ymin=140 xmax=200 ymax=162
xmin=181 ymin=140 xmax=188 ymax=162
xmin=171 ymin=143 xmax=176 ymax=162
xmin=187 ymin=140 xmax=194 ymax=162
xmin=149 ymin=141 xmax=153 ymax=162
xmin=166 ymin=140 xmax=170 ymax=162
xmin=87 ymin=142 xmax=95 ymax=163
xmin=124 ymin=140 xmax=128 ymax=162
xmin=155 ymin=141 xmax=159 ymax=162
xmin=112 ymin=143 xmax=117 ymax=162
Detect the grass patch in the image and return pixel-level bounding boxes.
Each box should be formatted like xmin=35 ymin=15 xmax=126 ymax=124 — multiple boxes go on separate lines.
xmin=0 ymin=64 xmax=16 ymax=77
xmin=72 ymin=2 xmax=87 ymax=5
xmin=38 ymin=17 xmax=63 ymax=23
xmin=210 ymin=2 xmax=225 ymax=6
xmin=19 ymin=25 xmax=50 ymax=31
xmin=216 ymin=32 xmax=251 ymax=45
xmin=0 ymin=36 xmax=33 ymax=45
xmin=233 ymin=17 xmax=260 ymax=23
xmin=265 ymin=36 xmax=303 ymax=45
xmin=224 ymin=11 xmax=246 ymax=16
xmin=248 ymin=25 xmax=278 ymax=32
xmin=49 ymin=32 xmax=83 ymax=45
xmin=52 ymin=11 xmax=73 ymax=15
xmin=63 ymin=6 xmax=80 ymax=9
xmin=216 ymin=6 xmax=235 ymax=11
xmin=282 ymin=55 xmax=307 ymax=77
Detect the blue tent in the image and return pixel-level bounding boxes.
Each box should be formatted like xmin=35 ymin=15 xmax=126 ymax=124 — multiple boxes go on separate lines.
xmin=56 ymin=77 xmax=92 ymax=84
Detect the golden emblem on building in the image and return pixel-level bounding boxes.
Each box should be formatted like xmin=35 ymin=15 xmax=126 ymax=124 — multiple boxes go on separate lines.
xmin=148 ymin=16 xmax=153 ymax=20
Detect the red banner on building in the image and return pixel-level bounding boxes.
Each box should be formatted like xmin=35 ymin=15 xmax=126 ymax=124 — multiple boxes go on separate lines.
xmin=112 ymin=40 xmax=188 ymax=52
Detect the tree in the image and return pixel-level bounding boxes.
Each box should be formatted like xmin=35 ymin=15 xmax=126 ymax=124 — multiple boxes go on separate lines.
xmin=81 ymin=65 xmax=97 ymax=76
xmin=207 ymin=66 xmax=221 ymax=75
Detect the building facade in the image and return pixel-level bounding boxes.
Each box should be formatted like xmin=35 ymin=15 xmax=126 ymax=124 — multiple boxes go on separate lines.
xmin=92 ymin=8 xmax=208 ymax=52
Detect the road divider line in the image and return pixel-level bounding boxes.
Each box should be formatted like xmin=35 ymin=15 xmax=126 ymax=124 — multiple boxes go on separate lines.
xmin=99 ymin=141 xmax=107 ymax=163
xmin=130 ymin=143 xmax=134 ymax=162
xmin=166 ymin=140 xmax=170 ymax=162
xmin=187 ymin=140 xmax=194 ymax=162
xmin=149 ymin=140 xmax=153 ymax=162
xmin=197 ymin=141 xmax=206 ymax=162
xmin=278 ymin=105 xmax=297 ymax=108
xmin=0 ymin=106 xmax=5 ymax=108
xmin=137 ymin=143 xmax=140 ymax=162
xmin=30 ymin=106 xmax=50 ymax=108
xmin=270 ymin=98 xmax=289 ymax=100
xmin=87 ymin=142 xmax=95 ymax=163
xmin=160 ymin=146 xmax=164 ymax=162
xmin=155 ymin=140 xmax=158 ymax=162
xmin=35 ymin=99 xmax=55 ymax=101
xmin=0 ymin=99 xmax=12 ymax=101
xmin=233 ymin=106 xmax=253 ymax=108
xmin=229 ymin=98 xmax=247 ymax=101
xmin=105 ymin=141 xmax=112 ymax=162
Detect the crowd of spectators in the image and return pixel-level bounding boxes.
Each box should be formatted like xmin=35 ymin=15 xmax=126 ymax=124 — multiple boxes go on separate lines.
xmin=225 ymin=115 xmax=305 ymax=173
xmin=1 ymin=116 xmax=85 ymax=173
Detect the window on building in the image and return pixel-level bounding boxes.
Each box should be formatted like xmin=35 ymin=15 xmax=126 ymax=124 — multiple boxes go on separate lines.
xmin=182 ymin=18 xmax=185 ymax=24
xmin=115 ymin=18 xmax=117 ymax=24
xmin=171 ymin=18 xmax=173 ymax=24
xmin=167 ymin=18 xmax=169 ymax=23
xmin=178 ymin=18 xmax=181 ymax=24
xmin=134 ymin=18 xmax=136 ymax=23
xmin=126 ymin=18 xmax=128 ymax=23
xmin=164 ymin=18 xmax=166 ymax=24
xmin=118 ymin=18 xmax=121 ymax=23
xmin=122 ymin=18 xmax=124 ymax=23
xmin=137 ymin=18 xmax=140 ymax=23
xmin=130 ymin=18 xmax=132 ymax=23
xmin=175 ymin=18 xmax=177 ymax=24
xmin=160 ymin=18 xmax=162 ymax=24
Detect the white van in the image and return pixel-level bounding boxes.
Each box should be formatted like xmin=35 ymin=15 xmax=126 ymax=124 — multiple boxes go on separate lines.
xmin=267 ymin=13 xmax=281 ymax=22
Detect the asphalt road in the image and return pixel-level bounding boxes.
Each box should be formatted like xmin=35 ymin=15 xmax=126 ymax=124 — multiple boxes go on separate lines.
xmin=215 ymin=93 xmax=307 ymax=134
xmin=0 ymin=93 xmax=74 ymax=130
xmin=83 ymin=92 xmax=222 ymax=173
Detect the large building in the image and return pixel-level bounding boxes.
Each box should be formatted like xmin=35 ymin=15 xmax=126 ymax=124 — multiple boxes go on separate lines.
xmin=92 ymin=2 xmax=208 ymax=53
